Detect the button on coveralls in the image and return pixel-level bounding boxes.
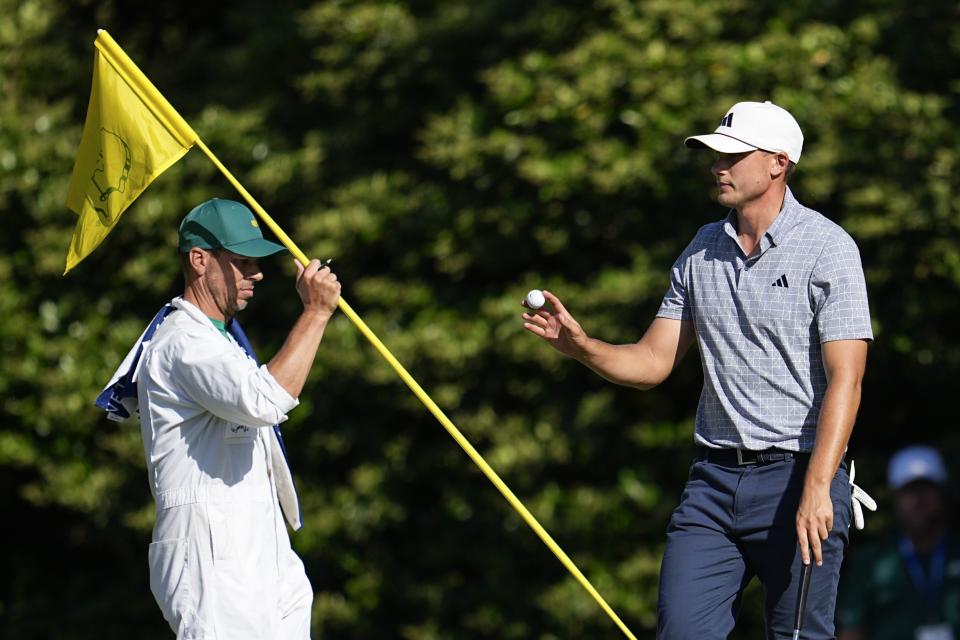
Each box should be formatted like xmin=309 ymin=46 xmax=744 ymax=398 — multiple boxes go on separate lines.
xmin=136 ymin=298 xmax=313 ymax=639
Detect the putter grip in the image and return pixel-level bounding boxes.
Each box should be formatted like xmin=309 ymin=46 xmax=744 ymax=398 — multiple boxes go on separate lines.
xmin=792 ymin=563 xmax=813 ymax=639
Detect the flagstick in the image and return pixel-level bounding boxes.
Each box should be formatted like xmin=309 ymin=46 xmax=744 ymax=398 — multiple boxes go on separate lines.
xmin=193 ymin=138 xmax=637 ymax=640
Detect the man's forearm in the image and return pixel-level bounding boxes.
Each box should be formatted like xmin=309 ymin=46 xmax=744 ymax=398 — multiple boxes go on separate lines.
xmin=578 ymin=339 xmax=669 ymax=390
xmin=806 ymin=372 xmax=862 ymax=487
xmin=576 ymin=317 xmax=693 ymax=390
xmin=267 ymin=310 xmax=332 ymax=397
xmin=796 ymin=339 xmax=867 ymax=565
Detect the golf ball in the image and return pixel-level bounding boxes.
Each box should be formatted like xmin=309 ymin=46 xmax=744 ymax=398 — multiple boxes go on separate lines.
xmin=525 ymin=289 xmax=545 ymax=310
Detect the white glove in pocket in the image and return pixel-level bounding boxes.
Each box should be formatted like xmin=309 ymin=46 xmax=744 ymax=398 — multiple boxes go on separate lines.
xmin=849 ymin=460 xmax=877 ymax=530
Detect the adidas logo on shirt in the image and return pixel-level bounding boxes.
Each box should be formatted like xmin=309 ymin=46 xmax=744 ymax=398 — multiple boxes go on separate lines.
xmin=771 ymin=274 xmax=789 ymax=288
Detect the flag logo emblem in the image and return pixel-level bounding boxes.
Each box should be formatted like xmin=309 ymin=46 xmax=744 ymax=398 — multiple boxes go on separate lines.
xmin=89 ymin=129 xmax=132 ymax=224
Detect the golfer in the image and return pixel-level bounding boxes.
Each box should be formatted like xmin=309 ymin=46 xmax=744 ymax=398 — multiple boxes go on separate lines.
xmin=99 ymin=198 xmax=340 ymax=638
xmin=522 ymin=101 xmax=872 ymax=638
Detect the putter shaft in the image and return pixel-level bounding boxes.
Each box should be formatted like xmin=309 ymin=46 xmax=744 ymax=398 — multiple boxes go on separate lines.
xmin=792 ymin=562 xmax=813 ymax=639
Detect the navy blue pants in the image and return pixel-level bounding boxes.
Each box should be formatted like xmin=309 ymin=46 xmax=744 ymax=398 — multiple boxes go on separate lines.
xmin=657 ymin=455 xmax=851 ymax=639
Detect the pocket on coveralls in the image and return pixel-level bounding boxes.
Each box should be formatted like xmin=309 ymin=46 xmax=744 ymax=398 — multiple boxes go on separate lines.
xmin=207 ymin=502 xmax=235 ymax=563
xmin=148 ymin=537 xmax=200 ymax=637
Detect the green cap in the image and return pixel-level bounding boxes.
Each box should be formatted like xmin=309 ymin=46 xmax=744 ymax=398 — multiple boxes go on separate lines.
xmin=178 ymin=198 xmax=287 ymax=258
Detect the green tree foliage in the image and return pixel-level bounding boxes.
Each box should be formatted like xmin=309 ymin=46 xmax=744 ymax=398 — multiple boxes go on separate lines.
xmin=2 ymin=0 xmax=959 ymax=638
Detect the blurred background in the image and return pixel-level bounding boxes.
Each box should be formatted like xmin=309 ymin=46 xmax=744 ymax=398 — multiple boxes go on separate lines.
xmin=2 ymin=0 xmax=959 ymax=637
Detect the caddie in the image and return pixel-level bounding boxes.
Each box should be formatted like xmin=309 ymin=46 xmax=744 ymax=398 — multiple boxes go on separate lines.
xmin=99 ymin=198 xmax=340 ymax=638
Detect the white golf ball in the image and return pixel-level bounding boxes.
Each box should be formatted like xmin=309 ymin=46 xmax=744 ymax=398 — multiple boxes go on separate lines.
xmin=525 ymin=289 xmax=545 ymax=310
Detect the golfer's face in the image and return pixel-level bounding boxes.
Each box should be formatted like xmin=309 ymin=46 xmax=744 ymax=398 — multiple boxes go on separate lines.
xmin=210 ymin=250 xmax=263 ymax=317
xmin=711 ymin=149 xmax=786 ymax=209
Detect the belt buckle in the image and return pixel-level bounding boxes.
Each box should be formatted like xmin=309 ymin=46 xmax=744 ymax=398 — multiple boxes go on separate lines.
xmin=736 ymin=449 xmax=751 ymax=466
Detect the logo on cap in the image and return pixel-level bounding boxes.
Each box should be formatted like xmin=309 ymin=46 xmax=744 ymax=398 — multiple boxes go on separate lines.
xmin=684 ymin=101 xmax=805 ymax=163
xmin=178 ymin=198 xmax=287 ymax=258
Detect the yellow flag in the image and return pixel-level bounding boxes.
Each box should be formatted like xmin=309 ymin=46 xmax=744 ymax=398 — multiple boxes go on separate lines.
xmin=64 ymin=30 xmax=198 ymax=273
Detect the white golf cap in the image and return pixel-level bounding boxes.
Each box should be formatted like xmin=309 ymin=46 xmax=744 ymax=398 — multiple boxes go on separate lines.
xmin=685 ymin=101 xmax=804 ymax=163
xmin=887 ymin=445 xmax=948 ymax=490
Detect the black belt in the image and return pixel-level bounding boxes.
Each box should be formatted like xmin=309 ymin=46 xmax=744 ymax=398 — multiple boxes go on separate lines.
xmin=699 ymin=447 xmax=809 ymax=466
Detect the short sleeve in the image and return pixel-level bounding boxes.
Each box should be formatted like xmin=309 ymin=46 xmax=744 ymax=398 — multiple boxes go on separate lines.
xmin=810 ymin=231 xmax=873 ymax=343
xmin=657 ymin=236 xmax=701 ymax=321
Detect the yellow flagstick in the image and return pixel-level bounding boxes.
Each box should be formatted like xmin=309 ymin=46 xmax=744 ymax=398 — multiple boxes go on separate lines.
xmin=78 ymin=31 xmax=637 ymax=640
xmin=198 ymin=136 xmax=638 ymax=639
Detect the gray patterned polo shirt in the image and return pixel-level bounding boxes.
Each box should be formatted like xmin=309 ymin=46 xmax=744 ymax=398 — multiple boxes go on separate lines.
xmin=657 ymin=187 xmax=873 ymax=452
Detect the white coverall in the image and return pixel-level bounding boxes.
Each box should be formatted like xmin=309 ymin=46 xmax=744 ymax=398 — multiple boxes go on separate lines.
xmin=135 ymin=297 xmax=313 ymax=639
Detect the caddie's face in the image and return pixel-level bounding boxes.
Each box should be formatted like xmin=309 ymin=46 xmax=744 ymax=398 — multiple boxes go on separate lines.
xmin=711 ymin=150 xmax=784 ymax=209
xmin=207 ymin=250 xmax=264 ymax=318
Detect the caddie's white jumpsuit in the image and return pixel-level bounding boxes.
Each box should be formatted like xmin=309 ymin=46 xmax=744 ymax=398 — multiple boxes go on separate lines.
xmin=137 ymin=297 xmax=312 ymax=639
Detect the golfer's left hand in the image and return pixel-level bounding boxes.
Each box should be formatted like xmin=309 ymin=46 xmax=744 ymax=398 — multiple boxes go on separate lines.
xmin=796 ymin=483 xmax=833 ymax=566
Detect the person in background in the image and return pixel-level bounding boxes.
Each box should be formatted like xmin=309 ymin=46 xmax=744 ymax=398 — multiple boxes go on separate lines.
xmin=838 ymin=445 xmax=960 ymax=640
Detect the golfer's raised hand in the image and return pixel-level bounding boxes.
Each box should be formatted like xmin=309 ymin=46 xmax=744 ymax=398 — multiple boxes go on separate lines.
xmin=522 ymin=290 xmax=590 ymax=359
xmin=795 ymin=483 xmax=833 ymax=567
xmin=295 ymin=259 xmax=341 ymax=319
